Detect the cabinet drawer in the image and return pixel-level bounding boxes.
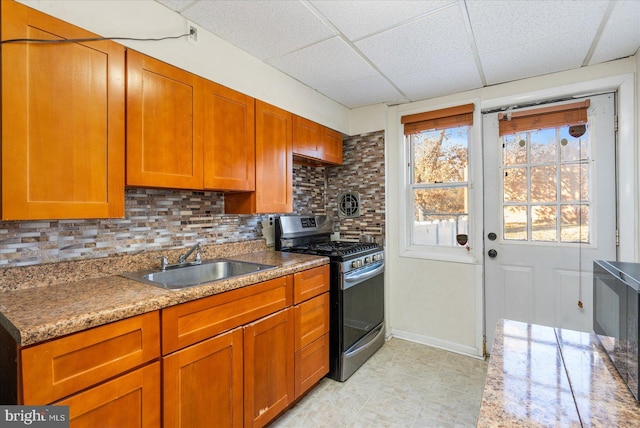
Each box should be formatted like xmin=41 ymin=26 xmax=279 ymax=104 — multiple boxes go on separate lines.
xmin=21 ymin=311 xmax=160 ymax=404
xmin=162 ymin=276 xmax=292 ymax=354
xmin=293 ymin=265 xmax=329 ymax=304
xmin=294 ymin=292 xmax=329 ymax=351
xmin=54 ymin=361 xmax=161 ymax=428
xmin=295 ymin=333 xmax=329 ymax=399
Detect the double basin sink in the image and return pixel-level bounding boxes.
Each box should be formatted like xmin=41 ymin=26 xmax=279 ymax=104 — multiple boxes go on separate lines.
xmin=121 ymin=259 xmax=277 ymax=290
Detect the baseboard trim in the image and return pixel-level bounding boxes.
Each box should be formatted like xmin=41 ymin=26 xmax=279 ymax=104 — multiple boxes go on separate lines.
xmin=389 ymin=328 xmax=484 ymax=360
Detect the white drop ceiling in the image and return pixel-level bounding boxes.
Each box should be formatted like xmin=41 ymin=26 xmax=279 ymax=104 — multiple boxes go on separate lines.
xmin=157 ymin=0 xmax=640 ymax=109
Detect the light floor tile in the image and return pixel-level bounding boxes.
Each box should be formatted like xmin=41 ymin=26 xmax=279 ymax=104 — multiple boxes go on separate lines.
xmin=272 ymin=337 xmax=488 ymax=427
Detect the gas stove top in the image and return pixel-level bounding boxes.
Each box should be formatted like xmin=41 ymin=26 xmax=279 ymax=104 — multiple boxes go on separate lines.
xmin=283 ymin=241 xmax=380 ymax=258
xmin=275 ymin=215 xmax=382 ymax=260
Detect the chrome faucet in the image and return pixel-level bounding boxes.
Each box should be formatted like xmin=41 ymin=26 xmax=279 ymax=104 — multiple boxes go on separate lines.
xmin=179 ymin=243 xmax=202 ymax=265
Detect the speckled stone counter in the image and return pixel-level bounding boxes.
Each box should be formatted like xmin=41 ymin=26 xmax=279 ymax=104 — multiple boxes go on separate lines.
xmin=0 ymin=248 xmax=328 ymax=346
xmin=477 ymin=319 xmax=640 ymax=427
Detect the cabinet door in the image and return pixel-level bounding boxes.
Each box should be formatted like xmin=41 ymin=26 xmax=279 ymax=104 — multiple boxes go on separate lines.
xmin=1 ymin=1 xmax=125 ymax=220
xmin=225 ymin=100 xmax=292 ymax=214
xmin=321 ymin=127 xmax=343 ymax=165
xmin=292 ymin=115 xmax=322 ymax=159
xmin=244 ymin=308 xmax=294 ymax=428
xmin=294 ymin=293 xmax=330 ymax=351
xmin=295 ymin=333 xmax=329 ymax=399
xmin=21 ymin=312 xmax=160 ymax=405
xmin=164 ymin=328 xmax=243 ymax=428
xmin=126 ymin=50 xmax=203 ymax=189
xmin=54 ymin=362 xmax=161 ymax=428
xmin=203 ymin=81 xmax=255 ymax=191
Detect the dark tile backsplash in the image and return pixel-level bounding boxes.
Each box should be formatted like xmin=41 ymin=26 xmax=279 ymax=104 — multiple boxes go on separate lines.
xmin=0 ymin=130 xmax=385 ymax=268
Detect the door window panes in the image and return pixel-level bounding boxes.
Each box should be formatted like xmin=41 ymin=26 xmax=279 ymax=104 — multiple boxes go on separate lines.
xmin=501 ymin=126 xmax=591 ymax=244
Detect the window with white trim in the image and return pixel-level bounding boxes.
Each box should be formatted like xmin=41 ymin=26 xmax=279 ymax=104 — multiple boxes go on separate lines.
xmin=402 ymin=104 xmax=474 ymax=250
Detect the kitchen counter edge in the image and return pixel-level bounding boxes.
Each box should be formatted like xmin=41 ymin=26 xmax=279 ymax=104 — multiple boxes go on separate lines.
xmin=0 ymin=251 xmax=329 ymax=346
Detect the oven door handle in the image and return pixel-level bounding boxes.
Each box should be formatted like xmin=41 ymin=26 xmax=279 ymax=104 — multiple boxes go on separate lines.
xmin=345 ymin=323 xmax=384 ymax=358
xmin=344 ymin=262 xmax=384 ymax=289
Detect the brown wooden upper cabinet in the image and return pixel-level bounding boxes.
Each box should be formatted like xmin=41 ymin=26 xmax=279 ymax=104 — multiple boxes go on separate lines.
xmin=1 ymin=1 xmax=125 ymax=220
xmin=225 ymin=101 xmax=292 ymax=214
xmin=126 ymin=50 xmax=204 ymax=190
xmin=127 ymin=50 xmax=256 ymax=192
xmin=292 ymin=115 xmax=343 ymax=166
xmin=203 ymin=81 xmax=255 ymax=191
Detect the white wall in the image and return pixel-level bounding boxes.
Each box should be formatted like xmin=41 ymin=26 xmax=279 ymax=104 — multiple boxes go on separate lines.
xmin=380 ymin=57 xmax=637 ymax=357
xmin=19 ymin=0 xmax=351 ymax=134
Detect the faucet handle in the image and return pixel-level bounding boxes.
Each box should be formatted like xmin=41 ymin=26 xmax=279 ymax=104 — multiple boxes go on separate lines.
xmin=159 ymin=256 xmax=169 ymax=270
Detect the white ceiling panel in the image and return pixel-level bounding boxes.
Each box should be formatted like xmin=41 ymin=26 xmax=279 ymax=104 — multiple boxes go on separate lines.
xmin=267 ymin=37 xmax=378 ymax=90
xmin=356 ymin=4 xmax=474 ymax=78
xmin=319 ymin=75 xmax=408 ymax=109
xmin=156 ymin=0 xmax=640 ymax=109
xmin=177 ymin=0 xmax=335 ymax=60
xmin=466 ymin=0 xmax=609 ymax=54
xmin=589 ymin=0 xmax=640 ymax=65
xmin=157 ymin=0 xmax=196 ymax=13
xmin=394 ymin=59 xmax=483 ymax=101
xmin=309 ymin=0 xmax=454 ymax=40
xmin=481 ymin=30 xmax=593 ymax=85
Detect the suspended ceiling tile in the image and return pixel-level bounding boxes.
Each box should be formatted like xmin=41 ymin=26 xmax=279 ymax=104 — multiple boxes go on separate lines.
xmin=267 ymin=37 xmax=378 ymax=90
xmin=179 ymin=0 xmax=335 ymax=61
xmin=310 ymin=0 xmax=454 ymax=41
xmin=356 ymin=4 xmax=474 ymax=78
xmin=318 ymin=75 xmax=408 ymax=109
xmin=157 ymin=0 xmax=196 ymax=13
xmin=590 ymin=0 xmax=640 ymax=65
xmin=466 ymin=0 xmax=609 ymax=54
xmin=481 ymin=31 xmax=591 ymax=86
xmin=393 ymin=59 xmax=483 ymax=102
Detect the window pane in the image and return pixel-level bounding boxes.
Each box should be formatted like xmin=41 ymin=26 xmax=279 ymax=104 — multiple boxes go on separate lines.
xmin=413 ymin=188 xmax=467 ymax=247
xmin=532 ymin=205 xmax=557 ymax=242
xmin=560 ymin=127 xmax=589 ymax=162
xmin=412 ymin=127 xmax=468 ymax=184
xmin=561 ymin=164 xmax=589 ymax=202
xmin=530 ymin=129 xmax=557 ymax=164
xmin=531 ymin=165 xmax=557 ymax=202
xmin=504 ymin=206 xmax=527 ymax=240
xmin=503 ymin=134 xmax=527 ymax=166
xmin=504 ymin=168 xmax=527 ymax=202
xmin=561 ymin=205 xmax=589 ymax=243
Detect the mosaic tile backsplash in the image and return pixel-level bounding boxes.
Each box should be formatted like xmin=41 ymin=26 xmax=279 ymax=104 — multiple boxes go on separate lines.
xmin=0 ymin=130 xmax=385 ymax=268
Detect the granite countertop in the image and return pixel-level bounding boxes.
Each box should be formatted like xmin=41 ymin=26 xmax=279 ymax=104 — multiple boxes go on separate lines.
xmin=478 ymin=319 xmax=640 ymax=427
xmin=0 ymin=248 xmax=328 ymax=347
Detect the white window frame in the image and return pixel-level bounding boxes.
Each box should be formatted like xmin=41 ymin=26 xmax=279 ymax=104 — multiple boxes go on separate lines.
xmin=398 ymin=102 xmax=481 ymax=264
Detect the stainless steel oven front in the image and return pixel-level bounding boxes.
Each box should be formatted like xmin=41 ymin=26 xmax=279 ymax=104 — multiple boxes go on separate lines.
xmin=329 ymin=253 xmax=385 ymax=381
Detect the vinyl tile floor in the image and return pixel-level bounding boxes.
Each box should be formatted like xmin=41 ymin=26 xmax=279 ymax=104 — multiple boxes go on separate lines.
xmin=272 ymin=337 xmax=489 ymax=428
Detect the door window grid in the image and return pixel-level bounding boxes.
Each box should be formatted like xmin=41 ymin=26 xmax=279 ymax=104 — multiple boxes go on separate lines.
xmin=501 ymin=126 xmax=591 ymax=244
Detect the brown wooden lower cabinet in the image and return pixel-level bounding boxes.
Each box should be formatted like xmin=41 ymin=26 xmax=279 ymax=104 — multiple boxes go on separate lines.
xmin=1 ymin=266 xmax=331 ymax=428
xmin=163 ymin=328 xmax=243 ymax=428
xmin=54 ymin=362 xmax=161 ymax=428
xmin=295 ymin=333 xmax=330 ymax=399
xmin=244 ymin=308 xmax=295 ymax=428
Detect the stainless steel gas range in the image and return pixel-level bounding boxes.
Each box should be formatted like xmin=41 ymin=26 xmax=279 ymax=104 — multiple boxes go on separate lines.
xmin=275 ymin=215 xmax=385 ymax=381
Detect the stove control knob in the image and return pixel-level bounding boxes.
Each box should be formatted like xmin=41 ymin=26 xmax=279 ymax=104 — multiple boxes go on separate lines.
xmin=364 ymin=256 xmax=372 ymax=264
xmin=373 ymin=254 xmax=382 ymax=262
xmin=352 ymin=260 xmax=362 ymax=268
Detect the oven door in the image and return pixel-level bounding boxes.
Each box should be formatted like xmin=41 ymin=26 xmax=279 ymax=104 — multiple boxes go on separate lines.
xmin=342 ymin=261 xmax=384 ymax=349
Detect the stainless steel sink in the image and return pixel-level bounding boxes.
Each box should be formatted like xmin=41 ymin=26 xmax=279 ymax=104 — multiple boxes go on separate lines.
xmin=121 ymin=259 xmax=277 ymax=290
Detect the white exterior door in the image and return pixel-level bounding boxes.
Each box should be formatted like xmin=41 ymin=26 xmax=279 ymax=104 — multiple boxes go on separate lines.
xmin=483 ymin=94 xmax=617 ymax=352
